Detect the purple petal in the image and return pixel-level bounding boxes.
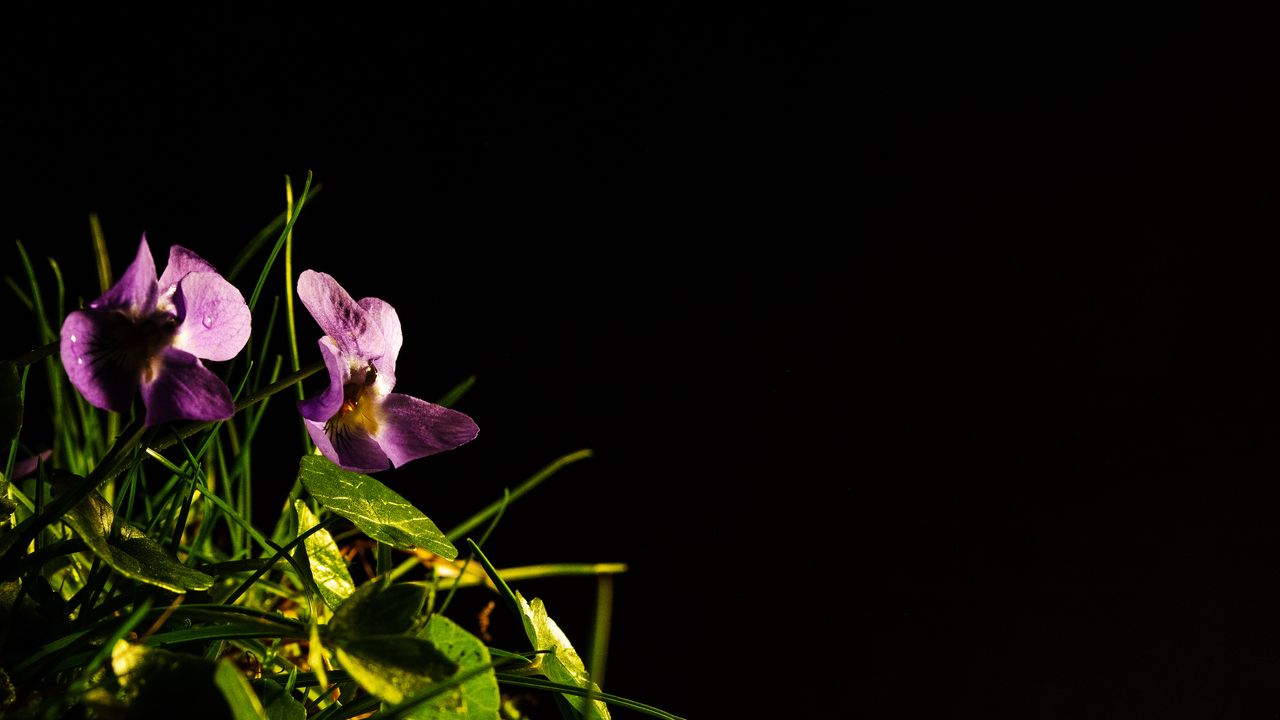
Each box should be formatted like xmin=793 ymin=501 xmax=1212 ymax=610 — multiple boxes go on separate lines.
xmin=297 ymin=270 xmax=389 ymax=362
xmin=11 ymin=449 xmax=52 ymax=481
xmin=158 ymin=245 xmax=218 ymax=291
xmin=94 ymin=235 xmax=158 ymax=311
xmin=298 ymin=337 xmax=348 ymax=422
xmin=374 ymin=393 xmax=479 ymax=468
xmin=171 ymin=271 xmax=251 ymax=361
xmin=304 ymin=419 xmax=391 ymax=473
xmin=139 ymin=347 xmax=235 ymax=426
xmin=357 ymin=297 xmax=402 ymax=388
xmin=60 ymin=308 xmax=142 ymax=413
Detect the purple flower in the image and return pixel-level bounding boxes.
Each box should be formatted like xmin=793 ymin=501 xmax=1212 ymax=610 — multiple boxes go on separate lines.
xmin=60 ymin=236 xmax=251 ymax=427
xmin=10 ymin=449 xmax=52 ymax=481
xmin=296 ymin=270 xmax=478 ymax=473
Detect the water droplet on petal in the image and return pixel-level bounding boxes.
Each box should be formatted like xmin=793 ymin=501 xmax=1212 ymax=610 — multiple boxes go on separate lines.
xmin=69 ymin=334 xmax=77 ymax=343
xmin=202 ymin=315 xmax=214 ymax=328
xmin=76 ymin=357 xmax=83 ymax=366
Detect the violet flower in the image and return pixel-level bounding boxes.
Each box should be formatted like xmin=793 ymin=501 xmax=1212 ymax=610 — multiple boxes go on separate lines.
xmin=296 ymin=270 xmax=478 ymax=473
xmin=9 ymin=449 xmax=52 ymax=481
xmin=60 ymin=236 xmax=251 ymax=427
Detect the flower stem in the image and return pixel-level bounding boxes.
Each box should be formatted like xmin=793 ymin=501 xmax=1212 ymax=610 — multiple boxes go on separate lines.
xmin=8 ymin=340 xmax=57 ymax=368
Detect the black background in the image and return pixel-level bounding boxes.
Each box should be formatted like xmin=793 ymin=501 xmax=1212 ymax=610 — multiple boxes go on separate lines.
xmin=11 ymin=6 xmax=1280 ymax=720
xmin=1 ymin=5 xmax=846 ymax=719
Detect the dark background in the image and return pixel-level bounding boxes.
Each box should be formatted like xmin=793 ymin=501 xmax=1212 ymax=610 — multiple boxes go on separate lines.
xmin=10 ymin=6 xmax=1280 ymax=720
xmin=1 ymin=5 xmax=846 ymax=719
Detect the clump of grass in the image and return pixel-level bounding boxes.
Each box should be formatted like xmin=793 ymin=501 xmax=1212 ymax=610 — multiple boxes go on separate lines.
xmin=0 ymin=173 xmax=680 ymax=720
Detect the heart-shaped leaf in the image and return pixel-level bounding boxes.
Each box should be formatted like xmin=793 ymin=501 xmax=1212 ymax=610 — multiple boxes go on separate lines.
xmin=110 ymin=641 xmax=235 ymax=719
xmin=417 ymin=614 xmax=501 ymax=719
xmin=255 ymin=679 xmax=306 ymax=720
xmin=334 ymin=636 xmax=460 ymax=707
xmin=61 ymin=481 xmax=213 ymax=593
xmin=298 ymin=455 xmax=456 ymax=558
xmin=329 ymin=575 xmax=427 ymax=641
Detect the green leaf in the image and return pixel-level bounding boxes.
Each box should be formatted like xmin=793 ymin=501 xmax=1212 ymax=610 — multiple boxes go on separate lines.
xmin=110 ymin=640 xmax=236 ymax=719
xmin=334 ymin=636 xmax=460 ymax=707
xmin=255 ymin=679 xmax=306 ymax=720
xmin=515 ymin=591 xmax=610 ymax=720
xmin=0 ymin=484 xmax=15 ymax=522
xmin=60 ymin=479 xmax=213 ymax=593
xmin=214 ymin=660 xmax=269 ymax=719
xmin=326 ymin=578 xmax=467 ymax=714
xmin=294 ymin=500 xmax=355 ymax=609
xmin=298 ymin=455 xmax=456 ymax=558
xmin=0 ymin=360 xmax=20 ymax=446
xmin=329 ymin=575 xmax=428 ymax=640
xmin=416 ymin=615 xmax=501 ymax=720
xmin=0 ymin=667 xmax=13 ymax=711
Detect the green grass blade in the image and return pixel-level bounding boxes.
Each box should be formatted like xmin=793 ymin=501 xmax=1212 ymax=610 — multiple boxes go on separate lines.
xmin=445 ymin=449 xmax=593 ymax=541
xmin=247 ymin=171 xmax=313 ymax=312
xmin=494 ymin=675 xmax=687 ymax=720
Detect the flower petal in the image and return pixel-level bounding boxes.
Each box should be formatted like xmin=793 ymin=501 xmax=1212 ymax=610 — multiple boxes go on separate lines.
xmin=94 ymin=235 xmax=158 ymax=311
xmin=11 ymin=449 xmax=52 ymax=481
xmin=304 ymin=418 xmax=391 ymax=473
xmin=140 ymin=347 xmax=235 ymax=426
xmin=171 ymin=271 xmax=251 ymax=361
xmin=158 ymin=245 xmax=218 ymax=292
xmin=298 ymin=337 xmax=349 ymax=422
xmin=374 ymin=393 xmax=479 ymax=468
xmin=297 ymin=270 xmax=389 ymax=362
xmin=357 ymin=297 xmax=402 ymax=390
xmin=60 ymin=308 xmax=142 ymax=413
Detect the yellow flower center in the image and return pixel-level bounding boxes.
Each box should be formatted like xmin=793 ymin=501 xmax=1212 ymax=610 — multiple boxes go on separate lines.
xmin=324 ymin=363 xmax=380 ymax=437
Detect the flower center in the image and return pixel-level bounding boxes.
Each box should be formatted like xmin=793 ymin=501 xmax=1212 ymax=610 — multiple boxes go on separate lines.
xmin=324 ymin=363 xmax=380 ymax=437
xmin=99 ymin=309 xmax=179 ymax=382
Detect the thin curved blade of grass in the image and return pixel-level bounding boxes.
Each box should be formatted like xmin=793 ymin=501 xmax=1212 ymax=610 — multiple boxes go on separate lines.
xmin=493 ymin=675 xmax=687 ymax=720
xmin=227 ymin=181 xmax=323 ymax=282
xmin=445 ymin=449 xmax=593 ymax=541
xmin=89 ymin=212 xmax=112 ymax=294
xmin=214 ymin=659 xmax=269 ymax=720
xmin=247 ymin=172 xmax=313 ymax=312
xmin=437 ymin=375 xmax=476 ymax=409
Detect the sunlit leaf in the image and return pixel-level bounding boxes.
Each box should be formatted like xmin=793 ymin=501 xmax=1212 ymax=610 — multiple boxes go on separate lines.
xmin=214 ymin=660 xmax=269 ymax=719
xmin=298 ymin=455 xmax=456 ymax=558
xmin=0 ymin=668 xmax=11 ymax=711
xmin=60 ymin=480 xmax=213 ymax=592
xmin=335 ymin=636 xmax=460 ymax=707
xmin=110 ymin=640 xmax=236 ymax=719
xmin=327 ymin=577 xmax=463 ymax=713
xmin=329 ymin=575 xmax=427 ymax=640
xmin=0 ymin=486 xmax=14 ymax=523
xmin=255 ymin=679 xmax=306 ymax=720
xmin=295 ymin=500 xmax=355 ymax=609
xmin=0 ymin=360 xmax=21 ymax=446
xmin=416 ymin=615 xmax=501 ymax=719
xmin=515 ymin=591 xmax=610 ymax=720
